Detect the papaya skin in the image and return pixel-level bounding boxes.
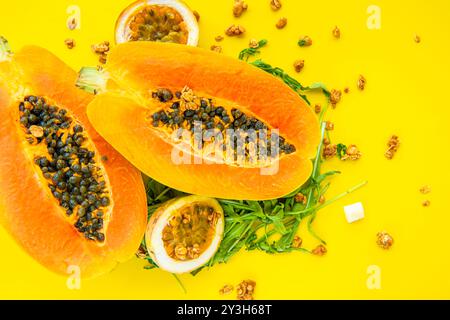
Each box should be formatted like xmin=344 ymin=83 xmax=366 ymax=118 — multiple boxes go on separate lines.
xmin=86 ymin=42 xmax=320 ymax=200
xmin=0 ymin=46 xmax=148 ymax=278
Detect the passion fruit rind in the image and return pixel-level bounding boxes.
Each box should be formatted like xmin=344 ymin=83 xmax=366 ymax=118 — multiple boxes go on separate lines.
xmin=19 ymin=95 xmax=110 ymax=243
xmin=145 ymin=195 xmax=224 ymax=273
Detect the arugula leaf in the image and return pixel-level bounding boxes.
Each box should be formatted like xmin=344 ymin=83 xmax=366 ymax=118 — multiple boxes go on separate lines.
xmin=337 ymin=143 xmax=348 ymax=159
xmin=298 ymin=39 xmax=308 ymax=47
xmin=138 ymin=44 xmax=368 ymax=275
xmin=238 ymin=39 xmax=268 ymax=61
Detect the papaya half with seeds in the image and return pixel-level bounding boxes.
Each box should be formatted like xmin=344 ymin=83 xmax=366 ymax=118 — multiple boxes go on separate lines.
xmin=80 ymin=42 xmax=320 ymax=200
xmin=0 ymin=41 xmax=147 ymax=278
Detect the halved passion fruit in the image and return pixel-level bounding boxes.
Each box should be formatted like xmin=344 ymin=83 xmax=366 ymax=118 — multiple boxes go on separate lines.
xmin=115 ymin=0 xmax=199 ymax=46
xmin=145 ymin=195 xmax=224 ymax=273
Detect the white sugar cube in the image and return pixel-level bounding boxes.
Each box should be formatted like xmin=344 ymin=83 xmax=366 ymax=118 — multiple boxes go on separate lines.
xmin=344 ymin=202 xmax=365 ymax=223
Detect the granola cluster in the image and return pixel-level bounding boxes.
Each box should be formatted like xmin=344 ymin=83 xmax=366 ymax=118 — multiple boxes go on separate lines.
xmin=357 ymin=75 xmax=366 ymax=90
xmin=248 ymin=39 xmax=259 ymax=49
xmin=330 ymin=89 xmax=342 ymax=107
xmin=385 ymin=135 xmax=400 ymax=159
xmin=292 ymin=236 xmax=303 ymax=248
xmin=332 ymin=26 xmax=341 ymax=39
xmin=210 ymin=45 xmax=222 ymax=53
xmin=64 ymin=38 xmax=75 ymax=49
xmin=270 ymin=0 xmax=282 ymax=11
xmin=323 ymin=140 xmax=337 ymax=159
xmin=376 ymin=231 xmax=394 ymax=249
xmin=341 ymin=144 xmax=362 ymax=161
xmin=219 ymin=280 xmax=256 ymax=300
xmin=293 ymin=59 xmax=305 ymax=73
xmin=233 ymin=0 xmax=248 ymax=17
xmin=294 ymin=192 xmax=307 ymax=204
xmin=225 ymin=25 xmax=246 ymax=37
xmin=219 ymin=284 xmax=234 ymax=295
xmin=276 ymin=17 xmax=288 ymax=29
xmin=236 ymin=280 xmax=256 ymax=300
xmin=312 ymin=245 xmax=327 ymax=256
xmin=91 ymin=41 xmax=110 ymax=64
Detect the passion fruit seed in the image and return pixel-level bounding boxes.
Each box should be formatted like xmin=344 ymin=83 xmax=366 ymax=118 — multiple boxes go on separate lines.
xmin=149 ymin=88 xmax=296 ymax=160
xmin=128 ymin=6 xmax=189 ymax=44
xmin=162 ymin=204 xmax=219 ymax=261
xmin=18 ymin=96 xmax=109 ymax=243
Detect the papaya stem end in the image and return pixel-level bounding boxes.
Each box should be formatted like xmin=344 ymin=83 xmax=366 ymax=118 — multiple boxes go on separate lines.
xmin=76 ymin=66 xmax=108 ymax=95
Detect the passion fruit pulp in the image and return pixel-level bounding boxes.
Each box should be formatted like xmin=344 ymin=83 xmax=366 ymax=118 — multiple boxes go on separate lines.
xmin=145 ymin=195 xmax=224 ymax=273
xmin=115 ymin=0 xmax=199 ymax=46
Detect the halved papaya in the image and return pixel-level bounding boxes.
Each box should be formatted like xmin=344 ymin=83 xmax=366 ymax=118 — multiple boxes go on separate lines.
xmin=80 ymin=42 xmax=320 ymax=200
xmin=0 ymin=41 xmax=147 ymax=278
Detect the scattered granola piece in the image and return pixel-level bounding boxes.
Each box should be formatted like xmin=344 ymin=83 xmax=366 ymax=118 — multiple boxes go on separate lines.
xmin=314 ymin=104 xmax=321 ymax=114
xmin=332 ymin=26 xmax=341 ymax=39
xmin=357 ymin=75 xmax=366 ymax=90
xmin=225 ymin=25 xmax=246 ymax=37
xmin=233 ymin=0 xmax=248 ymax=17
xmin=270 ymin=0 xmax=282 ymax=11
xmin=323 ymin=144 xmax=337 ymax=159
xmin=323 ymin=138 xmax=330 ymax=145
xmin=414 ymin=34 xmax=421 ymax=43
xmin=236 ymin=280 xmax=256 ymax=300
xmin=330 ymin=89 xmax=342 ymax=107
xmin=298 ymin=36 xmax=313 ymax=47
xmin=341 ymin=144 xmax=362 ymax=161
xmin=98 ymin=54 xmax=107 ymax=64
xmin=92 ymin=41 xmax=110 ymax=54
xmin=193 ymin=10 xmax=200 ymax=21
xmin=312 ymin=245 xmax=327 ymax=256
xmin=385 ymin=135 xmax=400 ymax=160
xmin=92 ymin=41 xmax=110 ymax=64
xmin=210 ymin=45 xmax=222 ymax=53
xmin=219 ymin=284 xmax=234 ymax=295
xmin=135 ymin=244 xmax=148 ymax=259
xmin=67 ymin=17 xmax=78 ymax=31
xmin=91 ymin=41 xmax=110 ymax=64
xmin=420 ymin=185 xmax=431 ymax=194
xmin=344 ymin=87 xmax=350 ymax=94
xmin=293 ymin=59 xmax=304 ymax=73
xmin=276 ymin=17 xmax=288 ymax=29
xmin=179 ymin=86 xmax=197 ymax=109
xmin=422 ymin=200 xmax=431 ymax=207
xmin=29 ymin=125 xmax=44 ymax=138
xmin=294 ymin=193 xmax=307 ymax=204
xmin=215 ymin=35 xmax=224 ymax=42
xmin=64 ymin=38 xmax=75 ymax=49
xmin=248 ymin=39 xmax=259 ymax=49
xmin=292 ymin=236 xmax=303 ymax=248
xmin=318 ymin=195 xmax=325 ymax=204
xmin=325 ymin=121 xmax=334 ymax=131
xmin=376 ymin=231 xmax=394 ymax=249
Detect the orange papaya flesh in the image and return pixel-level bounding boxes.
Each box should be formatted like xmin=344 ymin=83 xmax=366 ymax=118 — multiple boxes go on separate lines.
xmin=0 ymin=45 xmax=147 ymax=278
xmin=86 ymin=42 xmax=320 ymax=200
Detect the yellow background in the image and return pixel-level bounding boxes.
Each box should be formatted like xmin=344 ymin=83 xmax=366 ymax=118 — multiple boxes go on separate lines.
xmin=0 ymin=0 xmax=449 ymax=299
